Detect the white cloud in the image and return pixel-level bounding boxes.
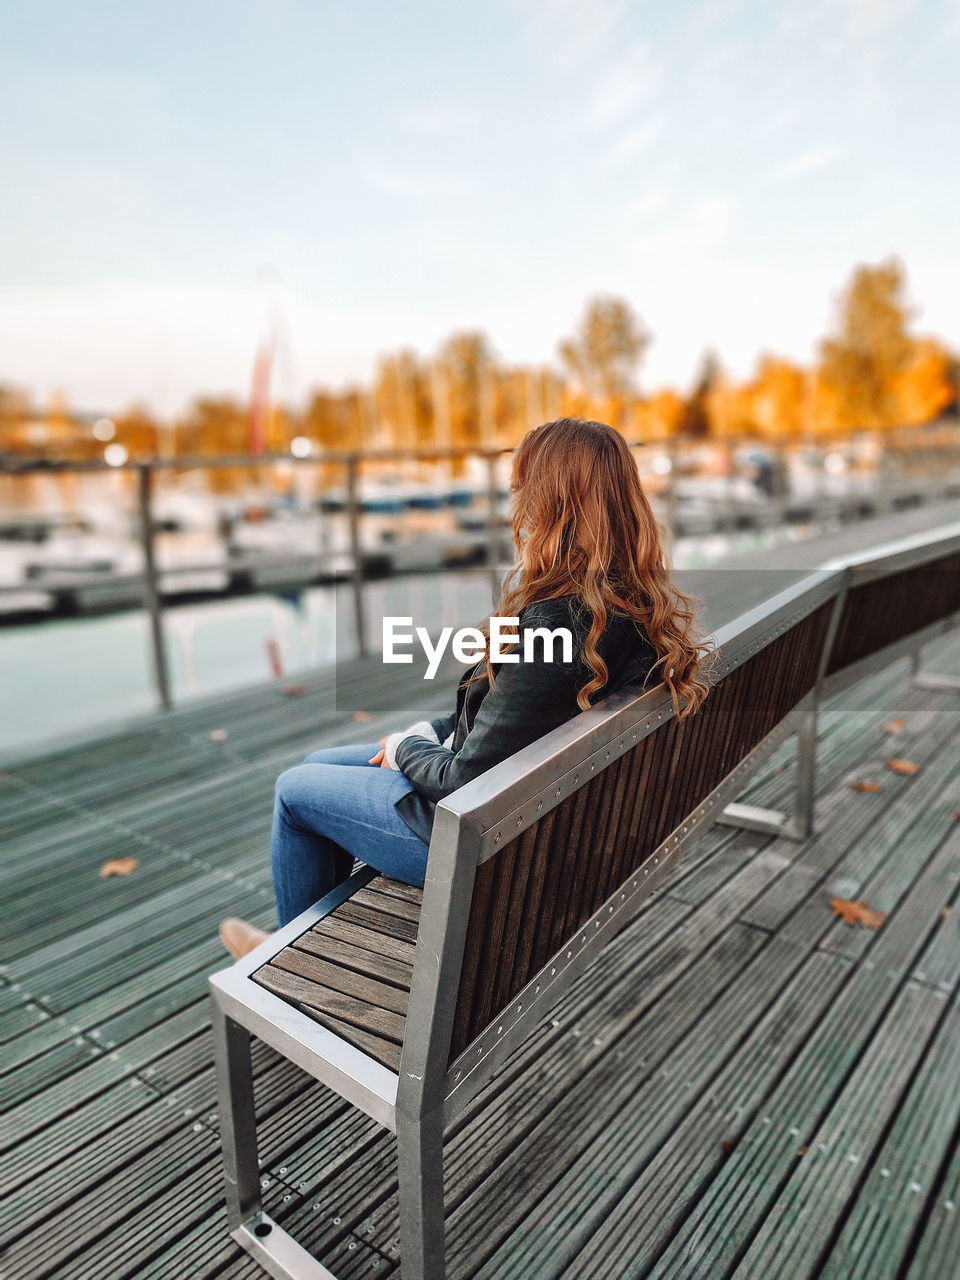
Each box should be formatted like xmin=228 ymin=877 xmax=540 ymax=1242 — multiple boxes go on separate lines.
xmin=584 ymin=40 xmax=661 ymax=127
xmin=356 ymin=155 xmax=478 ymax=200
xmin=622 ymin=185 xmax=670 ymax=221
xmin=775 ymin=146 xmax=841 ymax=179
xmin=513 ymin=0 xmax=629 ymax=71
xmin=401 ymin=104 xmax=481 ymax=132
xmin=844 ymin=0 xmax=917 ymax=40
xmin=596 ymin=113 xmax=666 ymax=167
xmin=622 ymin=192 xmax=738 ymax=263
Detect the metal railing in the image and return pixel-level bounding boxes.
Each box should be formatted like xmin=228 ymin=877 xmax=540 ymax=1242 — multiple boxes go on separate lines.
xmin=2 ymin=421 xmax=959 ymax=718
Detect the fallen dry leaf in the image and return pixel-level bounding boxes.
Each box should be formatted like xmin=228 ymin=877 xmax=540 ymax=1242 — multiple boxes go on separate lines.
xmin=798 ymin=1146 xmax=808 ymax=1156
xmin=887 ymin=758 xmax=918 ymax=775
xmin=210 ymin=728 xmax=228 ymax=742
xmin=851 ymin=780 xmax=883 ymax=793
xmin=100 ymin=857 xmax=139 ymax=878
xmin=942 ymin=906 xmax=953 ymax=919
xmin=284 ymin=684 xmax=307 ymax=696
xmin=881 ymin=717 xmax=904 ymax=734
xmin=830 ymin=897 xmax=888 ymax=929
xmin=351 ymin=710 xmax=374 ymax=723
xmin=720 ymin=1140 xmax=736 ymax=1154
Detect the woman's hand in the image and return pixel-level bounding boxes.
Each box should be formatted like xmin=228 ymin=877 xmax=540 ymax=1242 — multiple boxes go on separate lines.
xmin=368 ymin=736 xmax=392 ymax=768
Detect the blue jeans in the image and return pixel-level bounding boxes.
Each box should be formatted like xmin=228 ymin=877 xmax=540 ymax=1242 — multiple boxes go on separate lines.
xmin=270 ymin=741 xmax=431 ymax=927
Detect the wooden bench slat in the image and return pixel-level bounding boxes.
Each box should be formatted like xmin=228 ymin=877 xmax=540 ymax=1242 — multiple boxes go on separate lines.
xmin=312 ymin=916 xmax=417 ymax=967
xmin=293 ymin=930 xmax=413 ymax=990
xmin=253 ymin=966 xmax=406 ymax=1044
xmin=366 ymin=875 xmax=424 ymax=905
xmin=349 ymin=885 xmax=422 ymax=924
xmin=299 ymin=1005 xmax=402 ymax=1073
xmin=269 ymin=947 xmax=409 ymax=1015
xmin=334 ymin=900 xmax=420 ymax=944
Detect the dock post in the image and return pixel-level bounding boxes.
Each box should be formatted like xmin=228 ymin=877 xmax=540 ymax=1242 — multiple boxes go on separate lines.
xmin=136 ymin=464 xmax=172 ymax=711
xmin=486 ymin=452 xmax=501 ymax=604
xmin=345 ymin=453 xmax=368 ymax=658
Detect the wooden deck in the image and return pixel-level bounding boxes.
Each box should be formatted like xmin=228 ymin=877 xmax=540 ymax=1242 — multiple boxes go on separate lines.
xmin=3 ymin=514 xmax=960 ymax=1278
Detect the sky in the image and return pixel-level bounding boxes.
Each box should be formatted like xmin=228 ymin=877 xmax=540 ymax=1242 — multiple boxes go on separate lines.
xmin=0 ymin=0 xmax=958 ymax=417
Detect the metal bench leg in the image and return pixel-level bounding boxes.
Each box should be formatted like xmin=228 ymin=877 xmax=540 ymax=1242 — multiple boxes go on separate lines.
xmin=212 ymin=999 xmax=339 ymax=1279
xmin=212 ymin=999 xmax=262 ymax=1231
xmin=397 ymin=1107 xmax=446 ymax=1280
xmin=716 ymin=704 xmax=818 ymax=842
xmin=909 ymin=643 xmax=960 ymax=692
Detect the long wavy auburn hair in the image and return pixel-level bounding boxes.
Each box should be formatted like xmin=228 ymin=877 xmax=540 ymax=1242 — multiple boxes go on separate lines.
xmin=463 ymin=418 xmax=715 ymax=721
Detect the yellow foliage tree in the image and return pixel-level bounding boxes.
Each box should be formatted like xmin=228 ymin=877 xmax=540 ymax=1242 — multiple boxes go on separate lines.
xmin=749 ymin=356 xmax=807 ymax=439
xmin=558 ymin=295 xmax=652 ymax=427
xmin=893 ymin=337 xmax=956 ymax=425
xmin=818 ymin=257 xmax=914 ymax=431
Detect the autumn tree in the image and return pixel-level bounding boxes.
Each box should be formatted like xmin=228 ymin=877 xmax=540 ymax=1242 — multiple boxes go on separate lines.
xmin=114 ymin=404 xmax=161 ymax=458
xmin=749 ymin=356 xmax=807 ymax=439
xmin=436 ymin=331 xmax=498 ymax=452
xmin=819 ymin=257 xmax=914 ymax=430
xmin=372 ymin=349 xmax=436 ymax=452
xmin=558 ymin=296 xmax=652 ymax=425
xmin=634 ymin=389 xmax=685 ymax=442
xmin=682 ymin=351 xmax=721 ymax=437
xmin=893 ymin=338 xmax=957 ymax=425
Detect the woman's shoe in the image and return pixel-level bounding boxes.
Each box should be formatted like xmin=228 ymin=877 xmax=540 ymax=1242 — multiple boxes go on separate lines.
xmin=219 ymin=917 xmax=272 ymax=960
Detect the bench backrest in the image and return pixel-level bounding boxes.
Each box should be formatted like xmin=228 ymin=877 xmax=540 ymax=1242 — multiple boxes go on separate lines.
xmin=397 ymin=569 xmax=844 ymax=1115
xmin=445 ymin=571 xmax=840 ymax=1063
xmin=821 ymin=528 xmax=960 ymax=694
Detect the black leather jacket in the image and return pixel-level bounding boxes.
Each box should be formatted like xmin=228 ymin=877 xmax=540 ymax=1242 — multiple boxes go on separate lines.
xmin=393 ymin=594 xmax=660 ymax=844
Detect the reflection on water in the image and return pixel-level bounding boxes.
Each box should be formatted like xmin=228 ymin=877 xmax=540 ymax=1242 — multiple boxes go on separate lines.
xmin=0 ymin=571 xmax=497 ymax=757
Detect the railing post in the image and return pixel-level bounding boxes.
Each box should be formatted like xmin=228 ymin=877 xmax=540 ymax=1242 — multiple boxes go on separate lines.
xmin=136 ymin=463 xmax=172 ymax=711
xmin=666 ymin=435 xmax=678 ymax=543
xmin=486 ymin=452 xmax=502 ymax=604
xmin=345 ymin=453 xmax=368 ymax=658
xmin=723 ymin=437 xmax=737 ymax=537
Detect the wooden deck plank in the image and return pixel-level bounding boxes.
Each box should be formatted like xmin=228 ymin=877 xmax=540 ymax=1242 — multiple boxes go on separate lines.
xmin=819 ymin=996 xmax=960 ymax=1278
xmin=630 ymin=813 xmax=960 ymax=1280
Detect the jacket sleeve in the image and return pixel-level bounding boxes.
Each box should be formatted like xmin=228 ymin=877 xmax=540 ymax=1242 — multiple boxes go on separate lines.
xmin=394 ymin=602 xmax=585 ymax=804
xmin=429 ymin=711 xmax=458 ymax=742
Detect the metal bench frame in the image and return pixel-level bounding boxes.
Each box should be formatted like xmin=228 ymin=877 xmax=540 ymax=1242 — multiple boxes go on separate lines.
xmin=210 ymin=530 xmax=960 ymax=1280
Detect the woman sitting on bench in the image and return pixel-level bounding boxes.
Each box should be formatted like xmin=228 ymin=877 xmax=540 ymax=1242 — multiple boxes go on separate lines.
xmin=219 ymin=417 xmax=710 ymax=959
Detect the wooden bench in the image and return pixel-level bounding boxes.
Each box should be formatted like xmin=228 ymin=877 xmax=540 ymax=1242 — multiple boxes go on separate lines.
xmin=209 ymin=527 xmax=960 ymax=1280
